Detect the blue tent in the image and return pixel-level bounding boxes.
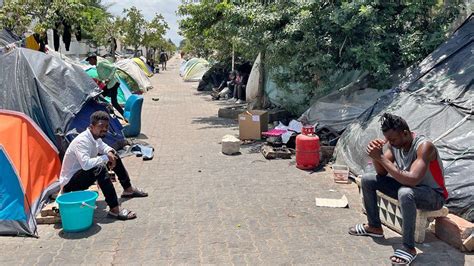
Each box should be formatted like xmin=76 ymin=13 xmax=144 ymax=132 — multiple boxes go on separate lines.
xmin=65 ymin=100 xmax=126 ymax=150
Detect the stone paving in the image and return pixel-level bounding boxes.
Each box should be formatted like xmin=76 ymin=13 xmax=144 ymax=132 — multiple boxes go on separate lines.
xmin=1 ymin=56 xmax=472 ymax=265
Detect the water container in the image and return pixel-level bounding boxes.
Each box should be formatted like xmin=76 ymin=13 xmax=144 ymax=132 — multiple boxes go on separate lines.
xmin=365 ymin=161 xmax=375 ymax=176
xmin=296 ymin=131 xmax=320 ymax=170
xmin=56 ymin=191 xmax=98 ymax=233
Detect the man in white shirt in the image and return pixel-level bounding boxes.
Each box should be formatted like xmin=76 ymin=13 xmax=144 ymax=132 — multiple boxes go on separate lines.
xmin=59 ymin=111 xmax=148 ymax=220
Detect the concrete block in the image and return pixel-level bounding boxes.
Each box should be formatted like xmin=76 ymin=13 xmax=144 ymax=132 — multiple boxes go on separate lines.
xmin=435 ymin=214 xmax=474 ymax=251
xmin=222 ymin=135 xmax=241 ymax=155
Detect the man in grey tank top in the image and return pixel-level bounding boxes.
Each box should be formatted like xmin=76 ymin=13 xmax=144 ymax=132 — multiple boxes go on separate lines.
xmin=348 ymin=113 xmax=448 ymax=265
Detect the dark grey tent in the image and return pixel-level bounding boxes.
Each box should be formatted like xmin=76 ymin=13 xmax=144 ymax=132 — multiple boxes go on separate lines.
xmin=0 ymin=29 xmax=20 ymax=46
xmin=335 ymin=15 xmax=474 ymax=221
xmin=0 ymin=48 xmax=100 ymax=151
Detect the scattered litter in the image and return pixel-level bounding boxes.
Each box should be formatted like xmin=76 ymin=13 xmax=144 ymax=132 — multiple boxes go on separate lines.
xmin=287 ymin=214 xmax=296 ymax=218
xmin=236 ymin=224 xmax=241 ymax=228
xmin=315 ymin=195 xmax=348 ymax=208
xmin=198 ymin=170 xmax=202 ymax=173
xmin=152 ymin=97 xmax=160 ymax=101
xmin=272 ymin=120 xmax=303 ymax=143
xmin=329 ymin=189 xmax=336 ymax=192
xmin=261 ymin=145 xmax=292 ymax=159
xmin=332 ymin=165 xmax=350 ymax=184
xmin=118 ymin=143 xmax=154 ymax=160
xmin=241 ymin=139 xmax=256 ymax=145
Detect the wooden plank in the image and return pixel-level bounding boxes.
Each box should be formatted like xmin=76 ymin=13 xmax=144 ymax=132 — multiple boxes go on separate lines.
xmin=36 ymin=214 xmax=61 ymax=224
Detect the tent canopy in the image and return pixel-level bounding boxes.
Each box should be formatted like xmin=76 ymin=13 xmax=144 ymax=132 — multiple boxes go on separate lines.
xmin=0 ymin=48 xmax=100 ymax=151
xmin=335 ymin=15 xmax=474 ymax=221
xmin=0 ymin=110 xmax=61 ymax=237
xmin=133 ymin=57 xmax=153 ymax=77
xmin=115 ymin=59 xmax=153 ymax=91
xmin=0 ymin=29 xmax=21 ymax=46
xmin=182 ymin=58 xmax=209 ymax=82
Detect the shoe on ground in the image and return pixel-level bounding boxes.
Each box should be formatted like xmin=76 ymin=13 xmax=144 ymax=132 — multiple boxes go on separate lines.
xmin=227 ymin=98 xmax=237 ymax=102
xmin=236 ymin=99 xmax=246 ymax=104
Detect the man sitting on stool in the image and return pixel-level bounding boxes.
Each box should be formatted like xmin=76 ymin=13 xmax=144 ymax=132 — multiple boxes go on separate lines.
xmin=59 ymin=111 xmax=148 ymax=220
xmin=348 ymin=113 xmax=448 ymax=265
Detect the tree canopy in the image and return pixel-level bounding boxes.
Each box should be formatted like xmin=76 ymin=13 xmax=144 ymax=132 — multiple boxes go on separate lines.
xmin=179 ymin=0 xmax=464 ymax=112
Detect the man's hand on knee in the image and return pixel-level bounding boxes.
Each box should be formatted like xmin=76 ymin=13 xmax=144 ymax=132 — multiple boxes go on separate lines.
xmin=107 ymin=151 xmax=117 ymax=169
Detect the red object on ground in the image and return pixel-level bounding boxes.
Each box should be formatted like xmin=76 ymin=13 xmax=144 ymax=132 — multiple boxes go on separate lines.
xmin=262 ymin=129 xmax=286 ymax=137
xmin=301 ymin=126 xmax=314 ymax=135
xmin=296 ymin=131 xmax=320 ymax=170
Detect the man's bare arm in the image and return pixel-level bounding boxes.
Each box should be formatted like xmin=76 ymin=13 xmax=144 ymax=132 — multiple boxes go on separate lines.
xmin=374 ymin=142 xmax=436 ymax=187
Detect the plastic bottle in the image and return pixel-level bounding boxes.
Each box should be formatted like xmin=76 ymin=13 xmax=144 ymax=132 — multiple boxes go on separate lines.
xmin=365 ymin=160 xmax=375 ymax=175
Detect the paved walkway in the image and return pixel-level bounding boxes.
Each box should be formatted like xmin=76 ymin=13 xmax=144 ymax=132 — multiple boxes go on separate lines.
xmin=1 ymin=56 xmax=471 ymax=265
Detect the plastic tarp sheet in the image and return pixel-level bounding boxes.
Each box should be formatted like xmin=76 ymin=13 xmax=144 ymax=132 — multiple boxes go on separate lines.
xmin=299 ymin=88 xmax=387 ymax=132
xmin=115 ymin=59 xmax=153 ymax=91
xmin=0 ymin=48 xmax=100 ymax=151
xmin=179 ymin=60 xmax=188 ymax=76
xmin=0 ymin=29 xmax=21 ymax=46
xmin=47 ymin=48 xmax=90 ymax=70
xmin=264 ymin=69 xmax=308 ymax=115
xmin=246 ymin=53 xmax=262 ymax=102
xmin=335 ymin=15 xmax=474 ymax=221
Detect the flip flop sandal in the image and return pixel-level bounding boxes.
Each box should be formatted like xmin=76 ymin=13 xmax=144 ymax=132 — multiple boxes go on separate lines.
xmin=348 ymin=224 xmax=384 ymax=238
xmin=121 ymin=187 xmax=148 ymax=198
xmin=108 ymin=209 xmax=137 ymax=220
xmin=390 ymin=249 xmax=417 ymax=265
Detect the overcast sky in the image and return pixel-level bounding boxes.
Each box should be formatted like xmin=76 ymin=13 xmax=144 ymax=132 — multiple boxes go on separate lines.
xmin=103 ymin=0 xmax=183 ymax=46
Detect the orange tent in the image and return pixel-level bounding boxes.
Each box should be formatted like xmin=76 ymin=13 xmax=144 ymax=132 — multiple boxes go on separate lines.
xmin=0 ymin=110 xmax=61 ymax=237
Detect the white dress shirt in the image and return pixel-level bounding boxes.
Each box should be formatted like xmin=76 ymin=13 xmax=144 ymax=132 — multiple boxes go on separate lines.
xmin=59 ymin=128 xmax=114 ymax=186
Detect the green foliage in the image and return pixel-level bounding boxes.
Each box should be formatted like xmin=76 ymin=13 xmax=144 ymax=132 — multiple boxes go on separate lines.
xmin=143 ymin=13 xmax=169 ymax=52
xmin=121 ymin=6 xmax=147 ymax=53
xmin=178 ymin=0 xmax=463 ymax=113
xmin=0 ymin=0 xmax=113 ymax=45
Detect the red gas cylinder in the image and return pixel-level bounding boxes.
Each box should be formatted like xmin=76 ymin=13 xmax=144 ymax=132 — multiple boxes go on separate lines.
xmin=296 ymin=128 xmax=320 ymax=170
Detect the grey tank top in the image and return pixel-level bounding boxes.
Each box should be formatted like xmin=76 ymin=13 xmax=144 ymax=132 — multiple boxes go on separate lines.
xmin=391 ymin=135 xmax=444 ymax=193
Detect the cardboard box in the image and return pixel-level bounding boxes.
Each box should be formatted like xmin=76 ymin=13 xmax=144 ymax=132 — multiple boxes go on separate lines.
xmin=238 ymin=110 xmax=268 ymax=140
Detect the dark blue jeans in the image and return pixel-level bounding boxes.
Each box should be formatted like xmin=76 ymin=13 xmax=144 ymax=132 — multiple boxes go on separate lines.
xmin=361 ymin=173 xmax=445 ymax=249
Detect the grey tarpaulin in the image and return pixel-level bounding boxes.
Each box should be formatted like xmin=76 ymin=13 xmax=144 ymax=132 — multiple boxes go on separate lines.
xmin=0 ymin=29 xmax=21 ymax=46
xmin=0 ymin=48 xmax=100 ymax=150
xmin=299 ymin=88 xmax=387 ymax=132
xmin=335 ymin=15 xmax=474 ymax=221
